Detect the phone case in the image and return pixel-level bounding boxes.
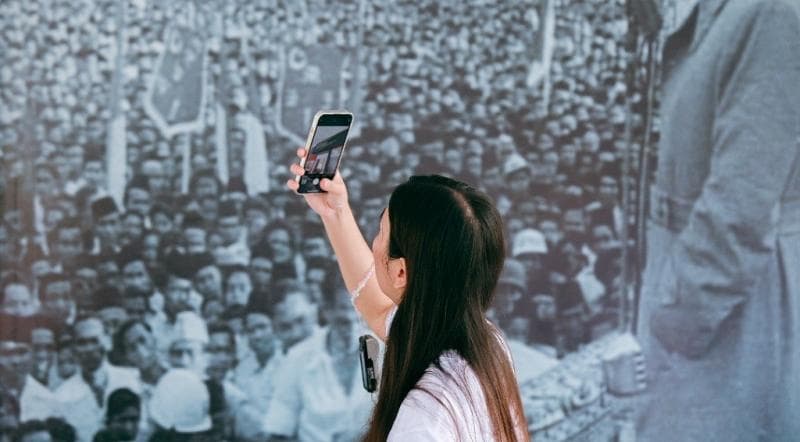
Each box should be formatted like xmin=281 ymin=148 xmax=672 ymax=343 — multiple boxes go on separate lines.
xmin=296 ymin=110 xmax=353 ymax=194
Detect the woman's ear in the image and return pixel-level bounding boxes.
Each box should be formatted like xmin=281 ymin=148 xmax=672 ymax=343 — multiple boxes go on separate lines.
xmin=389 ymin=257 xmax=407 ymax=291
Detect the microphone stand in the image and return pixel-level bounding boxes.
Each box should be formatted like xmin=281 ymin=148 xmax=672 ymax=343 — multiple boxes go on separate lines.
xmin=622 ymin=0 xmax=661 ymax=333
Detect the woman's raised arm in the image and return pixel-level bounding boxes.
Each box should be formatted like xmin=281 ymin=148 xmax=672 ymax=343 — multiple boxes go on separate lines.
xmin=286 ymin=148 xmax=395 ymax=341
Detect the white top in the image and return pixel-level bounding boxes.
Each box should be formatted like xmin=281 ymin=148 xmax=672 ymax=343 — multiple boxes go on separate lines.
xmin=507 ymin=339 xmax=559 ymax=384
xmin=263 ymin=325 xmax=375 ymax=442
xmin=388 ymin=349 xmax=497 ymax=441
xmin=55 ymin=361 xmax=141 ymax=442
xmin=384 ymin=306 xmax=528 ymax=441
xmin=20 ymin=375 xmax=60 ymax=422
xmin=233 ymin=350 xmax=284 ymax=413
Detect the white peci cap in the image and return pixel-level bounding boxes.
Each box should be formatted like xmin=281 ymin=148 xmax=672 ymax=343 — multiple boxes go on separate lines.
xmin=512 ymin=228 xmax=548 ymax=257
xmin=149 ymin=368 xmax=212 ymax=433
xmin=172 ymin=311 xmax=209 ymax=345
xmin=502 ymin=153 xmax=528 ymax=176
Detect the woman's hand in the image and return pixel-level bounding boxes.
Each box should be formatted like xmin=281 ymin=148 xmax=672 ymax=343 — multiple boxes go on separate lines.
xmin=286 ymin=147 xmax=350 ymax=219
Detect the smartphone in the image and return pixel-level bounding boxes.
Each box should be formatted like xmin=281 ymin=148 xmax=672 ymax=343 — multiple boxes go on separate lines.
xmin=296 ymin=111 xmax=354 ymax=193
xmin=359 ymin=334 xmax=379 ymax=393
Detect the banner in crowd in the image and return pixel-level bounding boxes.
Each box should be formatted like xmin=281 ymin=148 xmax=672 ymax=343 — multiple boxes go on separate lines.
xmin=144 ymin=13 xmax=209 ymax=139
xmin=106 ymin=0 xmax=129 ymax=208
xmin=527 ymin=0 xmax=556 ymax=88
xmin=275 ymin=45 xmax=354 ymax=145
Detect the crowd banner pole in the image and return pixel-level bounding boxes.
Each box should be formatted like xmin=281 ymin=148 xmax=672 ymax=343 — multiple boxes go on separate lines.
xmin=181 ymin=134 xmax=192 ymax=194
xmin=215 ymin=11 xmax=230 ymax=185
xmin=106 ymin=0 xmax=128 ymax=209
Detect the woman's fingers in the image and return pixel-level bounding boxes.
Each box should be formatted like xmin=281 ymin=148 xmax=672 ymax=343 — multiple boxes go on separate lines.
xmin=320 ymin=176 xmax=345 ymax=194
xmin=290 ymin=147 xmax=307 ymax=181
xmin=286 ymin=179 xmax=299 ymax=191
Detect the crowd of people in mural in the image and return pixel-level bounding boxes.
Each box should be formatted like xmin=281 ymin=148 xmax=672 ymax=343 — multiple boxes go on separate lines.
xmin=0 ymin=0 xmax=642 ymax=440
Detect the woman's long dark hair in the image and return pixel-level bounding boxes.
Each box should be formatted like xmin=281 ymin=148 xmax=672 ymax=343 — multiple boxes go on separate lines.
xmin=363 ymin=175 xmax=528 ymax=441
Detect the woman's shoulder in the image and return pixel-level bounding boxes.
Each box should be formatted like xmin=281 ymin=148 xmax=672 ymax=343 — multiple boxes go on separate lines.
xmin=387 ymin=353 xmax=473 ymax=441
xmin=414 ymin=325 xmax=513 ymax=397
xmin=389 ymin=389 xmax=458 ymax=441
xmin=398 ymin=350 xmax=469 ymax=387
xmin=389 ymin=351 xmax=493 ymax=441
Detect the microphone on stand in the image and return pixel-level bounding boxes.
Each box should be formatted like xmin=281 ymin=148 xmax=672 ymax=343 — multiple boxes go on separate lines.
xmin=623 ymin=0 xmax=663 ymax=332
xmin=626 ymin=0 xmax=663 ymax=40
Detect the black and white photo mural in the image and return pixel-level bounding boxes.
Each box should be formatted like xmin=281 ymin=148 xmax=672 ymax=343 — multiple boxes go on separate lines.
xmin=0 ymin=0 xmax=657 ymax=440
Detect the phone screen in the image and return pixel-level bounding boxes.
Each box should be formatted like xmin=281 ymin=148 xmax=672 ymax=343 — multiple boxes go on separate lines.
xmin=298 ymin=113 xmax=352 ymax=193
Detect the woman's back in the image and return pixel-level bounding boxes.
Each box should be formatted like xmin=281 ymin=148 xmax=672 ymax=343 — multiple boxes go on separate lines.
xmin=388 ymin=349 xmax=495 ymax=441
xmin=386 ymin=307 xmax=527 ymax=442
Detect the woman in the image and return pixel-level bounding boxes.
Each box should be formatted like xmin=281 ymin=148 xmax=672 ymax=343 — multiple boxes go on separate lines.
xmin=287 ymin=148 xmax=528 ymax=441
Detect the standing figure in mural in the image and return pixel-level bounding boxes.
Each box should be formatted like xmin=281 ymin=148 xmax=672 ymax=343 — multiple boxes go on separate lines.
xmin=636 ymin=0 xmax=800 ymax=440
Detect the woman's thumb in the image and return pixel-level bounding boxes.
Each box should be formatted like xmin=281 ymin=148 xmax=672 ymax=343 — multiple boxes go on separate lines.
xmin=321 ymin=178 xmax=344 ymax=194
